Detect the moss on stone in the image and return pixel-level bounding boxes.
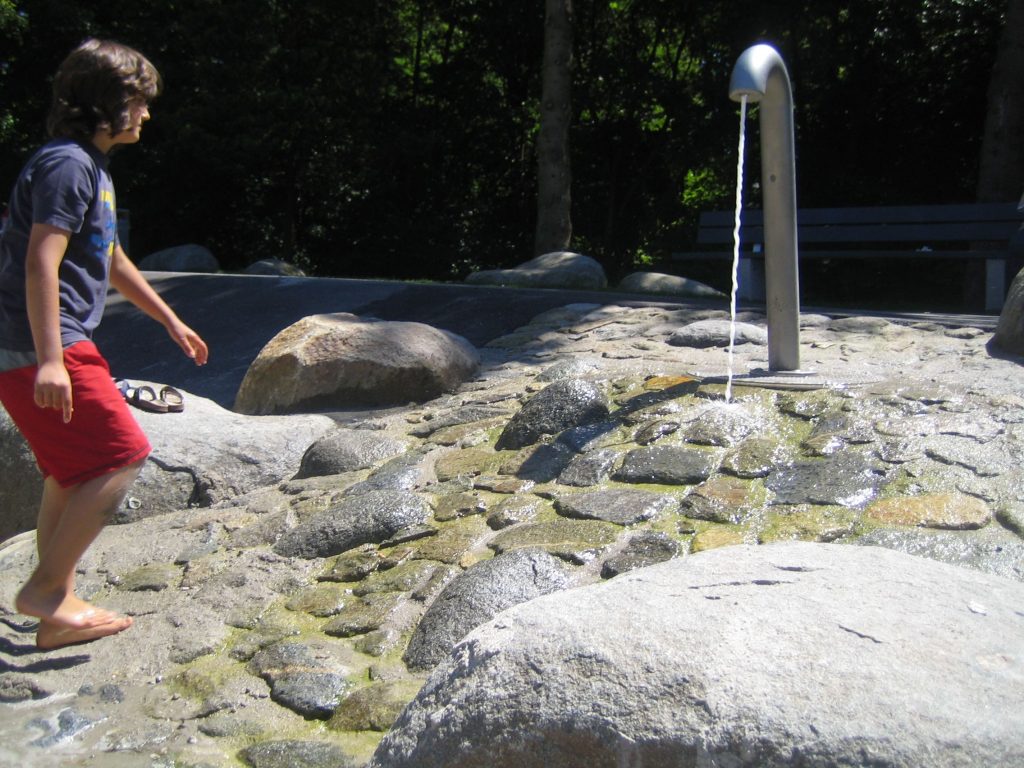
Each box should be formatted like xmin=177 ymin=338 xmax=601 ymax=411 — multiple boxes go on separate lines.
xmin=757 ymin=504 xmax=861 ymax=543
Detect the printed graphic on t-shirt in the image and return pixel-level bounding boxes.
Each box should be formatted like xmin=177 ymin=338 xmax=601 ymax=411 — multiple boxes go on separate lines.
xmin=90 ymin=187 xmax=117 ymax=261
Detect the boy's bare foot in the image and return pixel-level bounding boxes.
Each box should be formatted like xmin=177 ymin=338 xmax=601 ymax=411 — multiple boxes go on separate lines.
xmin=15 ymin=583 xmax=118 ymax=630
xmin=36 ymin=615 xmax=133 ymax=650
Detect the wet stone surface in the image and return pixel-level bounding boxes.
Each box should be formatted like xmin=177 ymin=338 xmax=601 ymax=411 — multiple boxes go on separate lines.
xmin=557 ymin=447 xmax=620 ymax=487
xmin=554 ymin=488 xmax=677 ymax=526
xmin=600 ymin=531 xmax=682 ymax=578
xmin=2 ymin=300 xmax=1023 ymax=767
xmin=613 ymin=445 xmax=719 ymax=485
xmin=239 ymin=739 xmax=358 ymax=768
xmin=764 ymin=450 xmax=889 ymax=507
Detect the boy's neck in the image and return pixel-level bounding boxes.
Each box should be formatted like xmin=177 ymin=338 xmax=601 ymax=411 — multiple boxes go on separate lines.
xmin=90 ymin=132 xmax=114 ymax=155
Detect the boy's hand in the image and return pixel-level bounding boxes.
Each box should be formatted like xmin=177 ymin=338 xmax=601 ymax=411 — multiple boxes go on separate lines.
xmin=35 ymin=360 xmax=74 ymax=423
xmin=167 ymin=320 xmax=209 ymax=366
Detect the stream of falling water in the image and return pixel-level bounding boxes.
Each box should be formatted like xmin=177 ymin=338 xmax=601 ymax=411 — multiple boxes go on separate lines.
xmin=725 ymin=94 xmax=747 ymax=403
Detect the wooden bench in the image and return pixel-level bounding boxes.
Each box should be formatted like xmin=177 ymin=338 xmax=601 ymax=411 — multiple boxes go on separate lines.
xmin=672 ymin=203 xmax=1023 ymax=312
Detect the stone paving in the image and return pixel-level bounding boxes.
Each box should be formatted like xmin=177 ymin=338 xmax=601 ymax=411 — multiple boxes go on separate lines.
xmin=0 ymin=300 xmax=1022 ymax=767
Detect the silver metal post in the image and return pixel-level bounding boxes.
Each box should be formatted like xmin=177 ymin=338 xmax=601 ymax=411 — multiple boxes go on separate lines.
xmin=729 ymin=44 xmax=800 ymax=372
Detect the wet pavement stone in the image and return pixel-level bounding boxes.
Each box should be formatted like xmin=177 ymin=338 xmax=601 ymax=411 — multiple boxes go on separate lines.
xmin=239 ymin=739 xmax=358 ymax=768
xmin=765 ymin=450 xmax=889 ymax=507
xmin=274 ymin=491 xmax=432 ymax=559
xmin=613 ymin=445 xmax=719 ymax=485
xmin=248 ymin=642 xmax=352 ymax=719
xmin=554 ymin=488 xmax=677 ymax=526
xmin=558 ymin=448 xmax=620 ymax=487
xmin=495 ymin=379 xmax=610 ymax=450
xmin=854 ymin=528 xmax=1024 ymax=582
xmin=600 ymin=531 xmax=682 ymax=577
xmin=865 ymin=493 xmax=992 ymax=530
xmin=720 ymin=436 xmax=790 ymax=478
xmin=681 ymin=475 xmax=765 ymax=524
xmin=488 ymin=518 xmax=620 ymax=560
xmin=403 ymin=549 xmax=574 ymax=671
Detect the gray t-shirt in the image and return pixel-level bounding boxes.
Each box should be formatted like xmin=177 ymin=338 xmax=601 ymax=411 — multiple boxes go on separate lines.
xmin=0 ymin=138 xmax=119 ymax=357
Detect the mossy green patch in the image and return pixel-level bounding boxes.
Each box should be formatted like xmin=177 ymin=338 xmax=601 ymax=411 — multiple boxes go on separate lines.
xmin=285 ymin=584 xmax=349 ymax=617
xmin=410 ymin=515 xmax=491 ymax=564
xmin=758 ymin=504 xmax=861 ymax=543
xmin=690 ymin=525 xmax=746 ymax=552
xmin=327 ymin=679 xmax=424 ymax=732
xmin=434 ymin=447 xmax=500 ymax=482
xmin=489 ymin=517 xmax=619 ymax=561
xmin=117 ymin=562 xmax=181 ymax=592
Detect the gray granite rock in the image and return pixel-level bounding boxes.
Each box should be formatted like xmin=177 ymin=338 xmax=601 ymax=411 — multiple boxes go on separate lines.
xmin=295 ymin=429 xmax=407 ymax=478
xmin=992 ymin=266 xmax=1024 ymax=355
xmin=371 ymin=542 xmax=1024 ymax=768
xmin=613 ymin=445 xmax=719 ymax=485
xmin=600 ymin=531 xmax=681 ymax=578
xmin=667 ymin=319 xmax=767 ymax=348
xmin=465 ymin=251 xmax=607 ymax=290
xmin=234 ymin=314 xmax=480 ymax=414
xmin=240 ymin=739 xmax=358 ymax=768
xmin=765 ymin=450 xmax=888 ymax=506
xmin=403 ymin=549 xmax=575 ymax=671
xmin=617 ymin=272 xmax=725 ymax=298
xmin=273 ymin=491 xmax=432 ymax=558
xmin=139 ymin=243 xmax=219 ymax=273
xmin=496 ymin=379 xmax=610 ymax=450
xmin=554 ymin=488 xmax=676 ymax=526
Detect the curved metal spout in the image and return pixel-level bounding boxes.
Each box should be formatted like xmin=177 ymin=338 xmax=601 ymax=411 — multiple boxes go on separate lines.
xmin=729 ymin=44 xmax=801 ymax=372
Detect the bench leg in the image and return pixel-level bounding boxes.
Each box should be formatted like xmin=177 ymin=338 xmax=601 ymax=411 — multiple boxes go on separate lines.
xmin=985 ymin=258 xmax=1005 ymax=313
xmin=739 ymin=258 xmax=766 ymax=303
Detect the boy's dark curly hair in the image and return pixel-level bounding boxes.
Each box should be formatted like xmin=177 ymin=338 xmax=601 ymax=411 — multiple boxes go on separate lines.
xmin=47 ymin=38 xmax=162 ymax=140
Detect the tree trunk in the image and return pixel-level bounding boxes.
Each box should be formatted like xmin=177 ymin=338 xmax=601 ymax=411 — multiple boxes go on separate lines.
xmin=977 ymin=0 xmax=1024 ymax=203
xmin=535 ymin=0 xmax=573 ymax=255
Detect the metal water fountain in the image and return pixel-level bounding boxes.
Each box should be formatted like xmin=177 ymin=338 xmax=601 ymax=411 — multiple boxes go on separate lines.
xmin=726 ymin=43 xmax=815 ymax=385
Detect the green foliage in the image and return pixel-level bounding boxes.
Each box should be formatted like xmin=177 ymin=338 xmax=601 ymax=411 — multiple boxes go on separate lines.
xmin=0 ymin=0 xmax=1009 ymax=282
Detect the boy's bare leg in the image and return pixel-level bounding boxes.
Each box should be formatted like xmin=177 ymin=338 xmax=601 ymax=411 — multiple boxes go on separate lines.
xmin=30 ymin=475 xmax=133 ymax=649
xmin=16 ymin=460 xmax=143 ymax=633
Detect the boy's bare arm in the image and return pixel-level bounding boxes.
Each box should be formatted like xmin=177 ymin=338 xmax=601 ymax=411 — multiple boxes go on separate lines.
xmin=25 ymin=223 xmax=74 ymax=422
xmin=109 ymin=245 xmax=208 ymax=365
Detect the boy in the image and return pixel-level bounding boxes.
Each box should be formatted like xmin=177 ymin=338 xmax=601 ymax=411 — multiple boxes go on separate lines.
xmin=0 ymin=39 xmax=208 ymax=649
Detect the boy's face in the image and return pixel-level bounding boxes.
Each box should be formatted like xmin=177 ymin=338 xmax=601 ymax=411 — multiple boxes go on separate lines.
xmin=92 ymin=99 xmax=150 ymax=153
xmin=112 ymin=99 xmax=150 ymax=145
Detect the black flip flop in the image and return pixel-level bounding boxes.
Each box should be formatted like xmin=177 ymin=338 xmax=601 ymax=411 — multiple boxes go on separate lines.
xmin=159 ymin=385 xmax=185 ymax=413
xmin=129 ymin=385 xmax=169 ymax=413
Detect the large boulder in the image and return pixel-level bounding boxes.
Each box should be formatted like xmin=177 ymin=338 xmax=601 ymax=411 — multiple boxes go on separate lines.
xmin=0 ymin=387 xmax=336 ymax=534
xmin=243 ymin=258 xmax=306 ymax=276
xmin=0 ymin=408 xmax=42 ymax=540
xmin=668 ymin=318 xmax=767 ymax=348
xmin=992 ymin=266 xmax=1024 ymax=356
xmin=138 ymin=244 xmax=220 ymax=273
xmin=618 ymin=271 xmax=725 ymax=298
xmin=465 ymin=251 xmax=607 ymax=290
xmin=371 ymin=541 xmax=1024 ymax=768
xmin=234 ymin=314 xmax=480 ymax=415
xmin=123 ymin=385 xmax=335 ymax=522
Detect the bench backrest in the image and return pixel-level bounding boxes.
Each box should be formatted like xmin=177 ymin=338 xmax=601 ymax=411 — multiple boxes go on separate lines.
xmin=698 ymin=203 xmax=1023 ymax=247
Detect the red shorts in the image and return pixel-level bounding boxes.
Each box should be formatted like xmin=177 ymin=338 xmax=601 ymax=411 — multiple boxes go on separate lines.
xmin=0 ymin=341 xmax=151 ymax=487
